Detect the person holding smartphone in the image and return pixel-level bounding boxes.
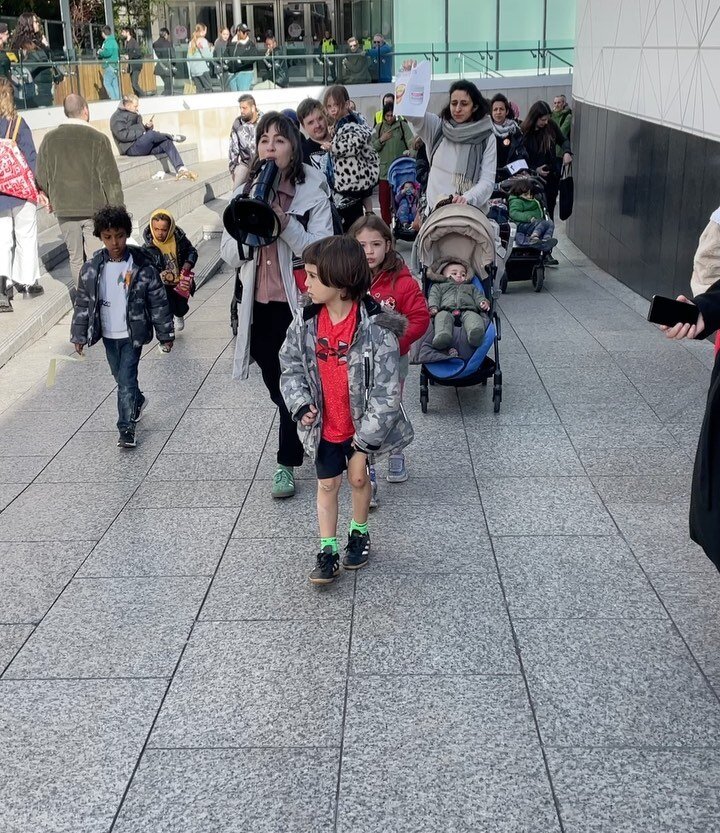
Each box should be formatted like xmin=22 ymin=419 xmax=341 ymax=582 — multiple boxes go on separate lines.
xmin=661 ymin=281 xmax=720 ymax=571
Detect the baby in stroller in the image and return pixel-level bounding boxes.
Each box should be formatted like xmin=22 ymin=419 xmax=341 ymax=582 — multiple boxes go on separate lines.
xmin=395 ymin=180 xmax=421 ymax=227
xmin=428 ymin=258 xmax=491 ymax=351
xmin=507 ymin=177 xmax=557 ymax=251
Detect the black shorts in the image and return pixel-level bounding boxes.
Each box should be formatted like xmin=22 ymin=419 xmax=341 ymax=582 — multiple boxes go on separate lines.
xmin=316 ymin=437 xmax=356 ymax=480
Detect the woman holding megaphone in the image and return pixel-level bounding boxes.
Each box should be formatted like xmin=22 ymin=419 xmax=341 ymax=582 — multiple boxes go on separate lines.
xmin=221 ymin=112 xmax=334 ymax=499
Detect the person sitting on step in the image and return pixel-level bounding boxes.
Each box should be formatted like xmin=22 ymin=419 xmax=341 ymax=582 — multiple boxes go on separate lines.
xmin=109 ymin=94 xmax=196 ymax=180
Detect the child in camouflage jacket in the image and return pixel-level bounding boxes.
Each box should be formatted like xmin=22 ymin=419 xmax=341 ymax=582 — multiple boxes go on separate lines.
xmin=280 ymin=236 xmax=413 ymax=585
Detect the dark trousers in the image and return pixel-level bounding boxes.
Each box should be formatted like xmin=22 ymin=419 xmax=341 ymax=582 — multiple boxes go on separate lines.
xmin=193 ymin=72 xmax=212 ymax=92
xmin=249 ymin=301 xmax=304 ymax=468
xmin=338 ymin=200 xmax=364 ymax=233
xmin=156 ymin=72 xmax=173 ymax=96
xmin=129 ymin=67 xmax=144 ymax=97
xmin=165 ymin=284 xmax=189 ymax=318
xmin=126 ymin=130 xmax=184 ymax=172
xmin=103 ymin=337 xmax=143 ymax=432
xmin=378 ymin=179 xmax=393 ymax=226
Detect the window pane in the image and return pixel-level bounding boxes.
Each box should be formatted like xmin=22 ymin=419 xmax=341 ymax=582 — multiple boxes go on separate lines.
xmin=545 ymin=0 xmax=575 ymax=66
xmin=498 ymin=0 xmax=543 ymax=71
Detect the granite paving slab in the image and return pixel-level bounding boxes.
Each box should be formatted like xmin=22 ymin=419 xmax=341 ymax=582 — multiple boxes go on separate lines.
xmin=35 ymin=430 xmax=171 ymax=484
xmin=479 ymin=476 xmax=615 ymax=536
xmin=0 ymin=455 xmax=52 ymax=484
xmin=113 ymin=748 xmax=339 ymax=833
xmin=163 ymin=408 xmax=272 ymax=454
xmin=516 ymin=618 xmax=720 ymax=748
xmin=146 ymin=450 xmax=263 ymax=481
xmin=128 ymin=478 xmax=252 ymax=509
xmin=4 ymin=576 xmax=209 ymax=679
xmin=0 ymin=625 xmax=33 ymax=673
xmin=78 ymin=507 xmax=238 ymax=577
xmin=200 ymin=539 xmax=355 ymax=620
xmin=337 ymin=745 xmax=560 ymax=833
xmin=547 ymin=748 xmax=720 ymax=833
xmin=495 ymin=535 xmax=664 ymax=619
xmin=0 ymin=541 xmax=94 ymax=623
xmin=467 ymin=424 xmax=584 ymax=477
xmin=351 ymin=572 xmax=517 ymax=675
xmin=0 ymin=481 xmax=135 ymax=542
xmin=0 ymin=678 xmax=166 ymax=833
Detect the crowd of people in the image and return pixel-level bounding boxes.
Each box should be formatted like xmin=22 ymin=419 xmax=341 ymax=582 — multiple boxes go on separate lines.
xmin=0 ymin=14 xmax=394 ymax=106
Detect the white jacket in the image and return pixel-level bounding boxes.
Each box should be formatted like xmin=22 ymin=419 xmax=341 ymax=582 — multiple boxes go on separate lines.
xmin=220 ymin=164 xmax=334 ymax=379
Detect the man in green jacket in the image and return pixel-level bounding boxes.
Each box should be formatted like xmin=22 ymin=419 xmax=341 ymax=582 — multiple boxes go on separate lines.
xmin=36 ymin=94 xmax=124 ymax=285
xmin=97 ymin=26 xmax=121 ymax=100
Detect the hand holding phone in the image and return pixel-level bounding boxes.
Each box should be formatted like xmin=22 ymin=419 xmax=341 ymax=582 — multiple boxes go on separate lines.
xmin=650 ymin=294 xmax=705 ymax=341
xmin=647 ymin=294 xmax=699 ymax=327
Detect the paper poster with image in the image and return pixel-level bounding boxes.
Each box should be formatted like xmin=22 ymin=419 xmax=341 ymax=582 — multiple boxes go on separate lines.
xmin=394 ymin=60 xmax=431 ymax=118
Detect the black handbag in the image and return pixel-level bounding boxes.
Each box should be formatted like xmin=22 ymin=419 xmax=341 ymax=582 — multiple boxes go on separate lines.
xmin=558 ymin=162 xmax=574 ymax=220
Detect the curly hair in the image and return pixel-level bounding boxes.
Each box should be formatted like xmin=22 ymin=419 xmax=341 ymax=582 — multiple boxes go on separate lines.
xmin=93 ymin=205 xmax=132 ymax=237
xmin=0 ymin=77 xmax=16 ymax=120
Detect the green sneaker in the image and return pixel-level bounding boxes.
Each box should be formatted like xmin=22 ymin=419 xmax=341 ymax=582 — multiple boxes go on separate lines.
xmin=272 ymin=465 xmax=295 ymax=499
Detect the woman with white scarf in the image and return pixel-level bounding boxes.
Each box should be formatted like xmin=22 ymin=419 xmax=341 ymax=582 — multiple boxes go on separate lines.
xmin=402 ymin=72 xmax=496 ymax=214
xmin=490 ymin=93 xmax=527 ymax=179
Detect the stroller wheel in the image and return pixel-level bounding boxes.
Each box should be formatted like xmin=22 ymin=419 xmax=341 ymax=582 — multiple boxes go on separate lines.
xmin=420 ymin=391 xmax=428 ymax=413
xmin=230 ymin=298 xmax=239 ymax=337
xmin=493 ymin=391 xmax=501 ymax=413
xmin=532 ymin=265 xmax=545 ymax=293
xmin=500 ymin=274 xmax=508 ymax=294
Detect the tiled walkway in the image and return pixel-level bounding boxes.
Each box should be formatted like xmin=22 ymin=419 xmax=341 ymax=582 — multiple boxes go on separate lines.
xmin=1 ymin=237 xmax=719 ymax=832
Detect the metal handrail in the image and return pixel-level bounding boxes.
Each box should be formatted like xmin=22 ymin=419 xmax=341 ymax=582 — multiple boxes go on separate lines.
xmin=6 ymin=46 xmax=574 ymax=110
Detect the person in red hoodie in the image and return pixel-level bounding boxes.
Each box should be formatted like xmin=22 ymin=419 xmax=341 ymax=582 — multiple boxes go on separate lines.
xmin=349 ymin=214 xmax=430 ymax=506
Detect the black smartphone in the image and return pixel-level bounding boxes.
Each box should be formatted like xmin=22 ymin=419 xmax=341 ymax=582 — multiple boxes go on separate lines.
xmin=647 ymin=295 xmax=699 ymax=327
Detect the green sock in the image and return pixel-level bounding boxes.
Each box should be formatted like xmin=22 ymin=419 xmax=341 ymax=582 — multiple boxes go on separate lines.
xmin=349 ymin=519 xmax=368 ymax=536
xmin=320 ymin=537 xmax=338 ymax=553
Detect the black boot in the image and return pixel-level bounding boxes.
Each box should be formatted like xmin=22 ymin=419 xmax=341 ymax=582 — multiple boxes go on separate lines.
xmin=0 ymin=276 xmax=13 ymax=313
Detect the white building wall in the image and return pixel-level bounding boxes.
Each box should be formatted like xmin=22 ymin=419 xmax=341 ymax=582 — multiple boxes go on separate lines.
xmin=573 ymin=0 xmax=720 ymax=140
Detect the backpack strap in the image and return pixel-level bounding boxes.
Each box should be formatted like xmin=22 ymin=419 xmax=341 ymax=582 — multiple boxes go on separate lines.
xmin=11 ymin=118 xmax=21 ymax=143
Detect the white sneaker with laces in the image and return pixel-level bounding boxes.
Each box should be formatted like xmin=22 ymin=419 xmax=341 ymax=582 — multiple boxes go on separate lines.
xmin=174 ymin=315 xmax=185 ymax=332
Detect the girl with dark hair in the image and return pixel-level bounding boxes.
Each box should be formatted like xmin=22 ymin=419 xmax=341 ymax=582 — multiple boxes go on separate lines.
xmin=401 ymin=66 xmax=496 ymax=213
xmin=490 ymin=93 xmax=527 ymax=178
xmin=220 ymin=112 xmax=335 ymax=498
xmin=521 ymin=100 xmax=573 ymax=220
xmin=12 ymin=12 xmax=53 ymax=107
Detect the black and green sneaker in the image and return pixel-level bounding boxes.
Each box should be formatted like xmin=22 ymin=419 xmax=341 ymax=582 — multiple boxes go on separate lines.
xmin=309 ymin=546 xmax=339 ymax=585
xmin=342 ymin=530 xmax=370 ymax=570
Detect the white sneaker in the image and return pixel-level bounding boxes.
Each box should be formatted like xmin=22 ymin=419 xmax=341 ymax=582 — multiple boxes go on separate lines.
xmin=174 ymin=315 xmax=185 ymax=332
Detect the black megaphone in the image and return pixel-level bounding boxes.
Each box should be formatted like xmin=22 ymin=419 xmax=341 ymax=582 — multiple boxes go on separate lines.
xmin=223 ymin=159 xmax=283 ymax=248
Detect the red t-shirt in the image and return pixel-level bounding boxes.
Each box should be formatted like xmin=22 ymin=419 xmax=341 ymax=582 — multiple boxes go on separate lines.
xmin=317 ymin=303 xmax=358 ymax=443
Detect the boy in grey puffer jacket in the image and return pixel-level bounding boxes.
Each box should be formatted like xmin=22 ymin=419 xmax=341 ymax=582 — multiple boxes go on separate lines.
xmin=280 ymin=236 xmax=413 ymax=585
xmin=71 ymin=206 xmax=174 ymax=449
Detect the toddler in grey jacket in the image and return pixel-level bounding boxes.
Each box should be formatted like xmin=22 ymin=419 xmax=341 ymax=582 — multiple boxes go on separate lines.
xmin=428 ymin=258 xmax=490 ymax=350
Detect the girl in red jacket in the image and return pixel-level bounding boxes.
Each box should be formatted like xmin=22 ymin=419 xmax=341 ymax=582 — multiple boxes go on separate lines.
xmin=349 ymin=214 xmax=430 ymax=504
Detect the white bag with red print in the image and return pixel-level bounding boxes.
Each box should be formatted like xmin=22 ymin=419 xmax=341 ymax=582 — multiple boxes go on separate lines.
xmin=0 ymin=117 xmax=39 ymax=204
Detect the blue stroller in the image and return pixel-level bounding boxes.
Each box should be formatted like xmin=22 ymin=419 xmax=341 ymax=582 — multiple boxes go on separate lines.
xmin=387 ymin=156 xmax=421 ymax=242
xmin=415 ymin=202 xmax=504 ymax=413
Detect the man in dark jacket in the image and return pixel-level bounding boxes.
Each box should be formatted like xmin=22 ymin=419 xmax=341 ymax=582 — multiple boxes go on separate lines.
xmin=367 ymin=34 xmax=392 ymax=83
xmin=152 ymin=28 xmax=174 ymax=96
xmin=341 ymin=36 xmax=371 ymax=85
xmin=36 ymin=94 xmax=124 ymax=285
xmin=260 ymin=35 xmax=288 ymax=88
xmin=109 ymin=94 xmax=195 ymax=179
xmin=72 ymin=205 xmax=173 ymax=449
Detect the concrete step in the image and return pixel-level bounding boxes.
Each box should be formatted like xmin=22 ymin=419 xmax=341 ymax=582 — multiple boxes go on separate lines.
xmin=38 ymin=161 xmax=231 ymax=272
xmin=0 ymin=236 xmax=225 ymax=370
xmin=36 ymin=144 xmax=203 ymax=236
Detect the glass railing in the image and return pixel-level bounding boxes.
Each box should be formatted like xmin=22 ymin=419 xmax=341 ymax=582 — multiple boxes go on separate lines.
xmin=6 ymin=47 xmax=573 ymax=110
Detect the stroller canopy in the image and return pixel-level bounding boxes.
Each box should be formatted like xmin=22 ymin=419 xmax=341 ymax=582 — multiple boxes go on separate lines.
xmin=388 ymin=157 xmax=418 ymax=190
xmin=416 ymin=203 xmax=497 ymax=277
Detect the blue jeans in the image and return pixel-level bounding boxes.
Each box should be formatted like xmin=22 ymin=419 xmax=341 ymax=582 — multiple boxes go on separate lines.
xmin=126 ymin=129 xmax=184 ymax=172
xmin=517 ymin=219 xmax=555 ymax=240
xmin=229 ymin=71 xmax=253 ymax=91
xmin=103 ymin=66 xmax=120 ymax=100
xmin=103 ymin=338 xmax=143 ymax=432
